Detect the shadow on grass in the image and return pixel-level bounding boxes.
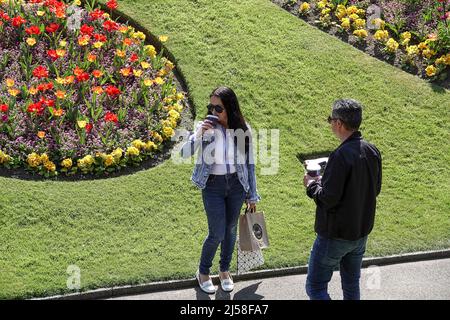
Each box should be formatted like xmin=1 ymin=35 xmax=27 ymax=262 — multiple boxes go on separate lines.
xmin=428 ymin=81 xmax=448 ymax=94
xmin=296 ymin=150 xmax=332 ymax=166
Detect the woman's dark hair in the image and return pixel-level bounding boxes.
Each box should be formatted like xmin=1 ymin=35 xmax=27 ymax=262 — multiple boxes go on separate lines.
xmin=208 ymin=86 xmax=248 ymax=132
xmin=208 ymin=86 xmax=251 ymax=157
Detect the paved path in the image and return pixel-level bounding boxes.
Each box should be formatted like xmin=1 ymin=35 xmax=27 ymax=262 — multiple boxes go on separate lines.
xmin=110 ymin=258 xmax=450 ymax=300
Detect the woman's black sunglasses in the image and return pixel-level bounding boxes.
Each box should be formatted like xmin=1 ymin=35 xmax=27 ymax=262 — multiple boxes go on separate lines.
xmin=207 ymin=104 xmax=224 ymax=113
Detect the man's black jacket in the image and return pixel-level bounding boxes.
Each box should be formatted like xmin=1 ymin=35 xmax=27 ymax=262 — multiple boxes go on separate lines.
xmin=307 ymin=131 xmax=382 ymax=241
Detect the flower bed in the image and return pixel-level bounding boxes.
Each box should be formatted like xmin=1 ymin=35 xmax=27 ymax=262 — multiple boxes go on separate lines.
xmin=0 ymin=0 xmax=185 ymax=177
xmin=276 ymin=0 xmax=450 ymax=87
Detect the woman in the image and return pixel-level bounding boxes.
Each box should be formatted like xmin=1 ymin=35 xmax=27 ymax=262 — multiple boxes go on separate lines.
xmin=181 ymin=86 xmax=261 ymax=294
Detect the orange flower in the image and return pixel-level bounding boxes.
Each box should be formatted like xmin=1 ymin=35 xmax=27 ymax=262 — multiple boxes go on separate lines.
xmin=74 ymin=66 xmax=84 ymax=76
xmin=119 ymin=26 xmax=129 ymax=33
xmin=78 ymin=35 xmax=90 ymax=46
xmin=55 ymin=8 xmax=66 ymax=19
xmin=120 ymin=67 xmax=132 ymax=77
xmin=29 ymin=87 xmax=38 ymax=95
xmin=116 ymin=49 xmax=126 ymax=58
xmin=56 ymin=49 xmax=66 ymax=58
xmin=8 ymin=89 xmax=20 ymax=97
xmin=93 ymin=86 xmax=104 ymax=95
xmin=37 ymin=131 xmax=46 ymax=139
xmin=123 ymin=38 xmax=133 ymax=46
xmin=88 ymin=53 xmax=97 ymax=62
xmin=56 ymin=90 xmax=66 ymax=99
xmin=65 ymin=75 xmax=75 ymax=84
xmin=92 ymin=70 xmax=104 ymax=78
xmin=5 ymin=78 xmax=14 ymax=87
xmin=53 ymin=109 xmax=64 ymax=117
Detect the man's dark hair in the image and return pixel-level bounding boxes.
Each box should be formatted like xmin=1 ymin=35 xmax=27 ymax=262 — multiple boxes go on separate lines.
xmin=332 ymin=99 xmax=363 ymax=131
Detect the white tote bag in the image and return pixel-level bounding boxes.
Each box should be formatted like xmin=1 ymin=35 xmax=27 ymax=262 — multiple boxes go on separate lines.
xmin=236 ymin=236 xmax=265 ymax=275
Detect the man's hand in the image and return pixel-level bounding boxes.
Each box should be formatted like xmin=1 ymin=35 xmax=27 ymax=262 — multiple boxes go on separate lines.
xmin=303 ymin=174 xmax=320 ymax=188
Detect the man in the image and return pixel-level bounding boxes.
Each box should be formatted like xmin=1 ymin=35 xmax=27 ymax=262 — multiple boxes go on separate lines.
xmin=303 ymin=99 xmax=382 ymax=300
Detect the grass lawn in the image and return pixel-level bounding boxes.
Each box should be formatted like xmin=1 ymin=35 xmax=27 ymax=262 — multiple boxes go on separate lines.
xmin=0 ymin=0 xmax=449 ymax=299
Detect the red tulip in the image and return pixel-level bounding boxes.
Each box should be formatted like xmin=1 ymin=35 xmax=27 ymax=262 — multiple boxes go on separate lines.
xmin=45 ymin=23 xmax=60 ymax=33
xmin=25 ymin=25 xmax=41 ymax=35
xmin=105 ymin=85 xmax=121 ymax=98
xmin=77 ymin=72 xmax=90 ymax=82
xmin=0 ymin=104 xmax=8 ymax=113
xmin=40 ymin=97 xmax=55 ymax=108
xmin=0 ymin=11 xmax=10 ymax=21
xmin=85 ymin=123 xmax=93 ymax=133
xmin=80 ymin=24 xmax=94 ymax=36
xmin=12 ymin=16 xmax=26 ymax=27
xmin=47 ymin=50 xmax=59 ymax=61
xmin=105 ymin=111 xmax=118 ymax=123
xmin=106 ymin=0 xmax=118 ymax=10
xmin=94 ymin=33 xmax=107 ymax=42
xmin=27 ymin=101 xmax=45 ymax=115
xmin=130 ymin=53 xmax=139 ymax=63
xmin=37 ymin=82 xmax=53 ymax=92
xmin=33 ymin=66 xmax=49 ymax=79
xmin=89 ymin=9 xmax=105 ymax=21
xmin=102 ymin=20 xmax=119 ymax=32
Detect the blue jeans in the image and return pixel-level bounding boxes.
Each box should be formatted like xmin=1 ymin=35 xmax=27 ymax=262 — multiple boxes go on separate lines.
xmin=306 ymin=234 xmax=368 ymax=300
xmin=199 ymin=173 xmax=247 ymax=275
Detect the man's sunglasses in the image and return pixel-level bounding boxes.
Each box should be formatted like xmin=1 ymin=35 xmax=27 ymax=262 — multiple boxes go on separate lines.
xmin=207 ymin=104 xmax=224 ymax=114
xmin=327 ymin=116 xmax=339 ymax=123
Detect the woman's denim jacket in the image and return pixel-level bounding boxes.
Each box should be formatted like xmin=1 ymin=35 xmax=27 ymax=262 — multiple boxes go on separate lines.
xmin=180 ymin=122 xmax=261 ymax=203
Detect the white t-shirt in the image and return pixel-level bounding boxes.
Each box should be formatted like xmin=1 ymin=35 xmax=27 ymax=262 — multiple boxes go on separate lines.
xmin=210 ymin=125 xmax=236 ymax=175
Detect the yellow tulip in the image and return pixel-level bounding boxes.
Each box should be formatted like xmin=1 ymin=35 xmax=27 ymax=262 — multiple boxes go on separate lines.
xmin=141 ymin=61 xmax=151 ymax=69
xmin=341 ymin=18 xmax=351 ymax=30
xmin=61 ymin=158 xmax=73 ymax=169
xmin=154 ymin=77 xmax=165 ymax=85
xmin=425 ymin=65 xmax=436 ymax=77
xmin=353 ymin=29 xmax=368 ymax=38
xmin=386 ymin=38 xmax=399 ymax=53
xmin=5 ymin=78 xmax=14 ymax=87
xmin=26 ymin=37 xmax=37 ymax=46
xmin=299 ymin=2 xmax=310 ymax=14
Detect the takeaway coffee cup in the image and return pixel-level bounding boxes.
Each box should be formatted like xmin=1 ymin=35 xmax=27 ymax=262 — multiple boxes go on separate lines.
xmin=205 ymin=115 xmax=219 ymax=127
xmin=201 ymin=115 xmax=219 ymax=141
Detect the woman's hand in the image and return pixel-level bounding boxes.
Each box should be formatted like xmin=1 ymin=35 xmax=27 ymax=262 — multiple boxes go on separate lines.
xmin=194 ymin=120 xmax=215 ymax=139
xmin=200 ymin=120 xmax=214 ymax=134
xmin=246 ymin=201 xmax=257 ymax=213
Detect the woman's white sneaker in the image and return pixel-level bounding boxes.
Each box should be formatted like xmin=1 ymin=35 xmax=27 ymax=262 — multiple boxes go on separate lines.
xmin=196 ymin=270 xmax=216 ymax=294
xmin=219 ymin=272 xmax=234 ymax=292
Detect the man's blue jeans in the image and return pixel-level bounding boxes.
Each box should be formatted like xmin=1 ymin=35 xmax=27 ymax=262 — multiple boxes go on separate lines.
xmin=306 ymin=234 xmax=368 ymax=300
xmin=199 ymin=173 xmax=247 ymax=275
